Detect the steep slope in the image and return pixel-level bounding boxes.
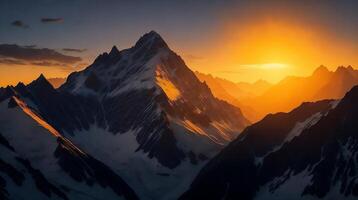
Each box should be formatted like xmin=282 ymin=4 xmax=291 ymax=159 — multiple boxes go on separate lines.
xmin=0 ymin=95 xmax=138 ymax=200
xmin=182 ymin=85 xmax=358 ymax=199
xmin=1 ymin=31 xmax=249 ymax=200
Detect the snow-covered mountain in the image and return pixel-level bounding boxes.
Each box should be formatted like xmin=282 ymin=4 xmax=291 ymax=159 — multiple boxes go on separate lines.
xmin=182 ymin=85 xmax=358 ymax=199
xmin=0 ymin=31 xmax=249 ymax=199
xmin=0 ymin=94 xmax=138 ymax=200
xmin=59 ymin=31 xmax=249 ymax=147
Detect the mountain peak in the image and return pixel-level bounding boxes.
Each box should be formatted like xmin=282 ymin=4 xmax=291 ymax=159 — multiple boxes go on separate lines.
xmin=15 ymin=82 xmax=26 ymax=88
xmin=148 ymin=30 xmax=161 ymax=37
xmin=335 ymin=65 xmax=354 ymax=75
xmin=312 ymin=65 xmax=329 ymax=76
xmin=109 ymin=45 xmax=120 ymax=57
xmin=134 ymin=30 xmax=168 ymax=50
xmin=254 ymin=79 xmax=271 ymax=86
xmin=37 ymin=73 xmax=47 ymax=81
xmin=146 ymin=30 xmax=163 ymax=40
xmin=28 ymin=73 xmax=54 ymax=90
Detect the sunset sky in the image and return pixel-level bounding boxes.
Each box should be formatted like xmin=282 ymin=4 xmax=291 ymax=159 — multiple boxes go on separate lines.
xmin=1 ymin=0 xmax=358 ymax=86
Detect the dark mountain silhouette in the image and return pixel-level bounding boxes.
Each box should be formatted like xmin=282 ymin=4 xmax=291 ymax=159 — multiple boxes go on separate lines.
xmin=182 ymin=85 xmax=358 ymax=199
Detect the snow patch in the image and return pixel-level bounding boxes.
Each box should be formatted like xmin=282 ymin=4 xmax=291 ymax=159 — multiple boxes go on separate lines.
xmin=68 ymin=125 xmax=209 ymax=200
xmin=256 ymin=169 xmax=313 ymax=200
xmin=284 ymin=112 xmax=322 ymax=143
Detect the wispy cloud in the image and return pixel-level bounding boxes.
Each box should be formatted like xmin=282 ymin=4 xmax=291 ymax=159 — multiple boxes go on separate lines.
xmin=217 ymin=63 xmax=289 ymax=75
xmin=62 ymin=48 xmax=87 ymax=53
xmin=30 ymin=61 xmax=68 ymax=67
xmin=24 ymin=45 xmax=36 ymax=48
xmin=0 ymin=44 xmax=82 ymax=68
xmin=0 ymin=44 xmax=81 ymax=64
xmin=184 ymin=54 xmax=205 ymax=61
xmin=11 ymin=20 xmax=29 ymax=29
xmin=59 ymin=62 xmax=89 ymax=72
xmin=217 ymin=70 xmax=246 ymax=74
xmin=41 ymin=18 xmax=64 ymax=23
xmin=240 ymin=63 xmax=288 ymax=69
xmin=0 ymin=58 xmax=26 ymax=65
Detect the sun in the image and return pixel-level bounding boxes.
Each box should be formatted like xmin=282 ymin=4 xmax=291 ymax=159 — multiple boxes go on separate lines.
xmin=240 ymin=63 xmax=289 ymax=70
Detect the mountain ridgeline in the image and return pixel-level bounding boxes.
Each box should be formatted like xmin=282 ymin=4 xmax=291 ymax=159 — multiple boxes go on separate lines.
xmin=196 ymin=65 xmax=358 ymax=122
xmin=0 ymin=31 xmax=249 ymax=200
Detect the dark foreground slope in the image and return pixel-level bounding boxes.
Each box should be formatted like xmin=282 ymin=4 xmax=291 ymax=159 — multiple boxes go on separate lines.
xmin=181 ymin=86 xmax=358 ymax=199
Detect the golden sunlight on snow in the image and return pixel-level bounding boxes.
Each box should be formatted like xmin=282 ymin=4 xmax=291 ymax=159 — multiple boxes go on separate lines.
xmin=13 ymin=96 xmax=87 ymax=155
xmin=155 ymin=67 xmax=181 ymax=101
xmin=13 ymin=97 xmax=61 ymax=137
xmin=210 ymin=121 xmax=235 ymax=141
xmin=182 ymin=119 xmax=207 ymax=137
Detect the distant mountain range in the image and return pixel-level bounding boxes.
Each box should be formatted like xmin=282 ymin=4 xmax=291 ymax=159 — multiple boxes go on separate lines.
xmin=194 ymin=71 xmax=271 ymax=122
xmin=0 ymin=31 xmax=248 ymax=200
xmin=244 ymin=65 xmax=358 ymax=119
xmin=195 ymin=65 xmax=358 ymax=122
xmin=195 ymin=72 xmax=272 ymax=100
xmin=47 ymin=77 xmax=66 ymax=88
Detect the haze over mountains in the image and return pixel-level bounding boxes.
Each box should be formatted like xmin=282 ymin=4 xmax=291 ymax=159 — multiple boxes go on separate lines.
xmin=194 ymin=71 xmax=271 ymax=122
xmin=196 ymin=65 xmax=358 ymax=122
xmin=195 ymin=72 xmax=272 ymax=101
xmin=47 ymin=78 xmax=66 ymax=88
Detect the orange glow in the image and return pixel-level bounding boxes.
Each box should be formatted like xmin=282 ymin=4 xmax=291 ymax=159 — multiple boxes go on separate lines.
xmin=13 ymin=96 xmax=61 ymax=137
xmin=225 ymin=21 xmax=315 ymax=64
xmin=1 ymin=21 xmax=358 ymax=87
xmin=186 ymin=20 xmax=358 ymax=83
xmin=0 ymin=64 xmax=71 ymax=87
xmin=240 ymin=63 xmax=288 ymax=70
